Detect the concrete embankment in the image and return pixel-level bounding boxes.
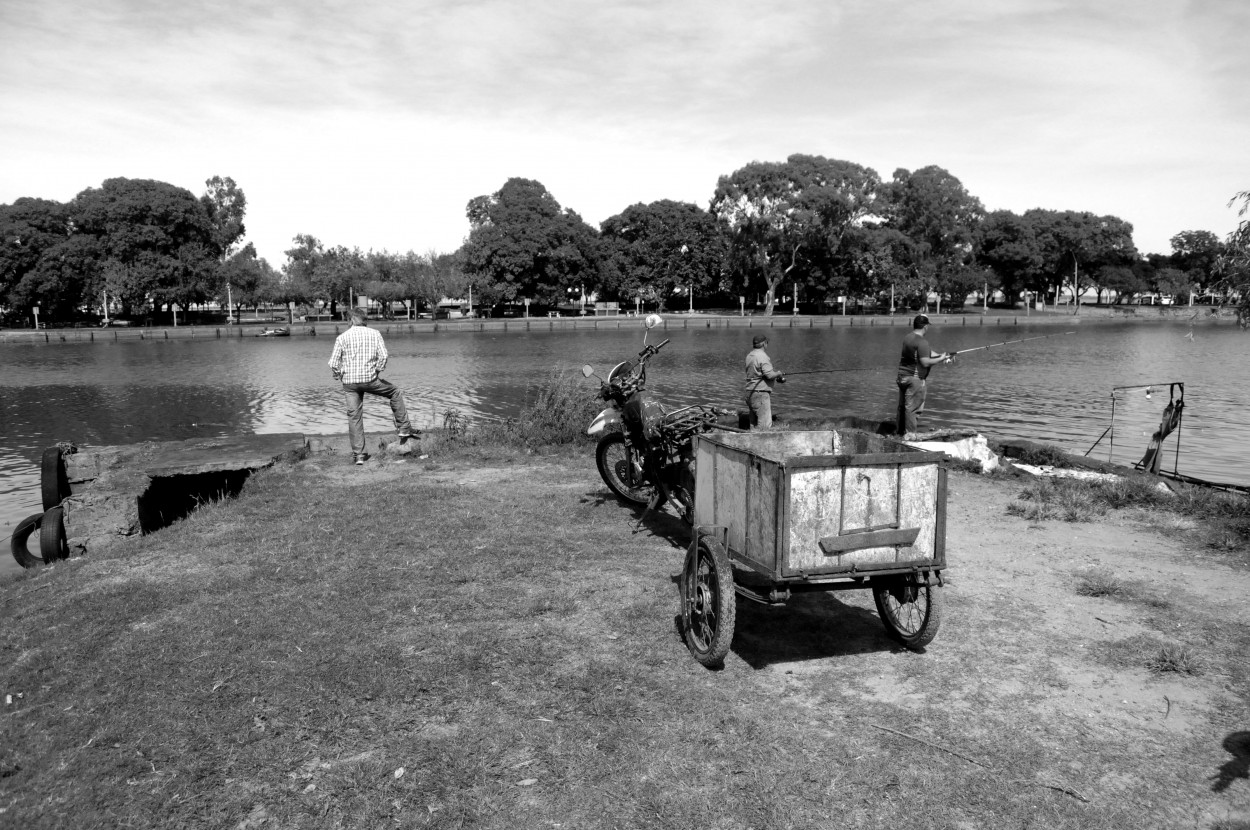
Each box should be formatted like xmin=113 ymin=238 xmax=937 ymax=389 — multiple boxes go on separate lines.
xmin=1 ymin=305 xmax=1231 ymax=345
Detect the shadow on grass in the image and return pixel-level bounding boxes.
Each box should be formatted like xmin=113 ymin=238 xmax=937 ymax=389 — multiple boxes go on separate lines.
xmin=729 ymin=591 xmax=896 ymax=669
xmin=1213 ymin=731 xmax=1250 ymax=793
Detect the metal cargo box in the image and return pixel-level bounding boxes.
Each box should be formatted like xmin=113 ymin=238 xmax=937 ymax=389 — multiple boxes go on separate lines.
xmin=692 ymin=429 xmax=947 ymax=581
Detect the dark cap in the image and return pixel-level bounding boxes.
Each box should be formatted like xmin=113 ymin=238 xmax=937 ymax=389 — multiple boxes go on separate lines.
xmin=752 ymin=334 xmax=768 ymax=348
xmin=912 ymin=314 xmax=930 ymax=329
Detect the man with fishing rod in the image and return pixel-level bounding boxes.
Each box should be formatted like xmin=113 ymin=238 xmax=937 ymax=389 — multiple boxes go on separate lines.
xmin=744 ymin=334 xmax=786 ymax=429
xmin=895 ymin=314 xmax=952 ymax=439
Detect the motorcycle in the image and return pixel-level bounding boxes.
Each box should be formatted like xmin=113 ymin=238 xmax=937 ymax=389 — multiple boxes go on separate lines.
xmin=581 ymin=315 xmax=736 ymax=522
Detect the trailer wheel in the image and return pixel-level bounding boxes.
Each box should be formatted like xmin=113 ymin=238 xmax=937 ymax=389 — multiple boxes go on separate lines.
xmin=873 ymin=576 xmax=941 ymax=650
xmin=10 ymin=512 xmax=46 ymax=568
xmin=680 ymin=533 xmax=736 ymax=668
xmin=41 ymin=447 xmax=70 ymax=510
xmin=595 ymin=433 xmax=656 ymax=507
xmin=39 ymin=506 xmax=69 ymax=562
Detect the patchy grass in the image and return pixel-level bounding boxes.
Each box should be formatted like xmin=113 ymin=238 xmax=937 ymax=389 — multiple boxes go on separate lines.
xmin=1007 ymin=476 xmax=1250 ymax=561
xmin=1075 ymin=568 xmax=1127 ymax=598
xmin=1007 ymin=478 xmax=1102 ymax=522
xmin=1147 ymin=643 xmax=1206 ymax=676
xmin=1073 ymin=568 xmax=1171 ymax=608
xmin=3 ymin=449 xmax=1248 ymax=828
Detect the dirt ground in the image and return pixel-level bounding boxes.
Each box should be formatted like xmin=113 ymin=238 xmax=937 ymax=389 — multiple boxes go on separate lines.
xmin=302 ymin=435 xmax=1250 ymax=826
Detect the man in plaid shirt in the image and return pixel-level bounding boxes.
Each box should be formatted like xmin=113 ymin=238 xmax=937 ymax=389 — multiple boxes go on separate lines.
xmin=328 ymin=309 xmax=416 ymax=465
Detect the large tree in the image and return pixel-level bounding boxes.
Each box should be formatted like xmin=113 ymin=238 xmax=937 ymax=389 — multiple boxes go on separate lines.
xmin=460 ymin=178 xmax=600 ymax=304
xmin=0 ymin=197 xmax=88 ymax=320
xmin=975 ymin=209 xmax=1045 ymax=303
xmin=202 ymin=176 xmax=247 ymax=320
xmin=1215 ymin=191 xmax=1250 ymax=327
xmin=883 ymin=166 xmax=985 ymax=310
xmin=73 ymin=178 xmax=218 ymax=319
xmin=598 ymin=200 xmax=726 ymax=311
xmin=1024 ymin=209 xmax=1137 ymax=313
xmin=710 ymin=154 xmax=880 ymax=315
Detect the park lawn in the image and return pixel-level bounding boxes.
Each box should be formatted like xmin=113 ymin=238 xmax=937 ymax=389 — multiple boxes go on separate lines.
xmin=2 ymin=445 xmax=1248 ymax=829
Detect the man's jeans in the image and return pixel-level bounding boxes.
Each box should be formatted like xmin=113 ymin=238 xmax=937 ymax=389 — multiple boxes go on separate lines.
xmin=896 ymin=375 xmax=927 ymax=435
xmin=747 ymin=391 xmax=772 ymax=430
xmin=342 ymin=378 xmax=412 ymax=456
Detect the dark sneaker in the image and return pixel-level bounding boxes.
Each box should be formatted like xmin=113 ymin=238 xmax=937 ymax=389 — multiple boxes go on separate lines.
xmin=398 ymin=428 xmax=420 ymax=440
xmin=354 ymin=453 xmax=369 ymax=465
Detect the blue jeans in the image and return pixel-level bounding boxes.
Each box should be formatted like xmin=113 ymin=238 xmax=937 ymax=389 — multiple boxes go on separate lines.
xmin=342 ymin=378 xmax=412 ymax=456
xmin=896 ymin=375 xmax=927 ymax=435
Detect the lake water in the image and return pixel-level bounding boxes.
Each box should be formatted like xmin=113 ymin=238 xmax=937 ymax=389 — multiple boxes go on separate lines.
xmin=3 ymin=317 xmax=1247 ymax=575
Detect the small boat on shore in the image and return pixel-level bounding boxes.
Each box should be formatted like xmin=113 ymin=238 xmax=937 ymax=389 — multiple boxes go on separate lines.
xmin=258 ymin=327 xmax=290 ymax=337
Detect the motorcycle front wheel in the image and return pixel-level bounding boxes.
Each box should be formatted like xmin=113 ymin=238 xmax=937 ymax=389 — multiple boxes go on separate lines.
xmin=595 ymin=433 xmax=656 ymax=507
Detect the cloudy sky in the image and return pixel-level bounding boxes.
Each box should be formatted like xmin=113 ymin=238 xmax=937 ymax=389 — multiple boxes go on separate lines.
xmin=2 ymin=0 xmax=1247 ymax=266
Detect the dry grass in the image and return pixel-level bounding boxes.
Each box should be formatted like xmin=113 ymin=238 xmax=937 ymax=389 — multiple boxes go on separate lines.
xmin=1008 ymin=476 xmax=1250 ymax=562
xmin=2 ymin=452 xmax=1248 ymax=829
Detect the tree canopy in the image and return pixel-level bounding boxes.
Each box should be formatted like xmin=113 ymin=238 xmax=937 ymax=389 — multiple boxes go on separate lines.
xmin=711 ymin=154 xmax=881 ymax=315
xmin=598 ymin=200 xmax=726 ymax=310
xmin=460 ymin=178 xmax=600 ymax=304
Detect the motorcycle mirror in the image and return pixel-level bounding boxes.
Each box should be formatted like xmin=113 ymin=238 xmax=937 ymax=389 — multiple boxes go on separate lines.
xmin=581 ymin=364 xmax=595 ymax=378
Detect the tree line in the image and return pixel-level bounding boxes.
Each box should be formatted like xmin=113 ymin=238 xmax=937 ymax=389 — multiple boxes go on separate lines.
xmin=3 ymin=158 xmax=1248 ymax=326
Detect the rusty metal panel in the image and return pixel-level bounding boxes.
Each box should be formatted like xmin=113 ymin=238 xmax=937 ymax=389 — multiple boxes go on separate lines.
xmin=840 ymin=463 xmax=902 ymax=533
xmin=695 ymin=429 xmax=945 ymax=580
xmin=745 ymin=454 xmax=781 ymax=573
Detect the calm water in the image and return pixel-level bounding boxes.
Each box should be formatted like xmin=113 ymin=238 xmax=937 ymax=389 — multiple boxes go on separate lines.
xmin=3 ymin=319 xmax=1247 ymax=574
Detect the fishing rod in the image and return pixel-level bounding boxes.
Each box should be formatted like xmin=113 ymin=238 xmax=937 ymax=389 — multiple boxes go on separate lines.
xmin=781 ymin=367 xmax=887 ymax=376
xmin=950 ymin=331 xmax=1076 ymax=355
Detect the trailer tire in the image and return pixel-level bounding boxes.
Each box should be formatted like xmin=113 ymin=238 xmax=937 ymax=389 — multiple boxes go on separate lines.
xmin=39 ymin=506 xmax=69 ymax=562
xmin=41 ymin=447 xmax=70 ymax=510
xmin=873 ymin=576 xmax=941 ymax=650
xmin=595 ymin=432 xmax=656 ymax=507
xmin=680 ymin=533 xmax=736 ymax=668
xmin=10 ymin=512 xmax=46 ymax=568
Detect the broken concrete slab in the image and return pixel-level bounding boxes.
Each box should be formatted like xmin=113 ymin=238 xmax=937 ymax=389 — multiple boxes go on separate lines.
xmin=62 ymin=433 xmax=309 ymax=554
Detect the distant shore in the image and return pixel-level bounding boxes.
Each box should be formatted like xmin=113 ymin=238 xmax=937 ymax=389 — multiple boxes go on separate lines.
xmin=0 ymin=303 xmax=1236 ymax=345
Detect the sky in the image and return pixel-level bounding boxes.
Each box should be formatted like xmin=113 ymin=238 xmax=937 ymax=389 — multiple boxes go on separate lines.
xmin=2 ymin=0 xmax=1248 ymax=266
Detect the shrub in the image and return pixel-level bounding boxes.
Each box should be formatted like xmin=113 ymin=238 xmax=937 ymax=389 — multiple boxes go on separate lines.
xmin=472 ymin=370 xmax=601 ymax=448
xmin=1147 ymin=643 xmax=1204 ymax=676
xmin=1005 ymin=443 xmax=1071 ymax=467
xmin=1075 ymin=568 xmax=1125 ymax=598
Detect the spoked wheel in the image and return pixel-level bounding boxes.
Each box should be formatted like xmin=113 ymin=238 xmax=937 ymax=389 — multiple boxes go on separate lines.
xmin=680 ymin=534 xmax=736 ymax=668
xmin=873 ymin=575 xmax=942 ymax=650
xmin=595 ymin=433 xmax=657 ymax=507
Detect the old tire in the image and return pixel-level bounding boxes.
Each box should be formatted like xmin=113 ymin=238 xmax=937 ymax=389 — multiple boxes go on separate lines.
xmin=41 ymin=447 xmax=70 ymax=511
xmin=39 ymin=506 xmax=69 ymax=562
xmin=680 ymin=533 xmax=736 ymax=668
xmin=873 ymin=576 xmax=942 ymax=650
xmin=10 ymin=512 xmax=46 ymax=568
xmin=595 ymin=433 xmax=654 ymax=507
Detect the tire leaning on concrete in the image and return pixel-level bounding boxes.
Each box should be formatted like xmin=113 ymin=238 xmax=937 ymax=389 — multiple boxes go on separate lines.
xmin=41 ymin=446 xmax=70 ymax=511
xmin=10 ymin=512 xmax=45 ymax=568
xmin=39 ymin=505 xmax=69 ymax=562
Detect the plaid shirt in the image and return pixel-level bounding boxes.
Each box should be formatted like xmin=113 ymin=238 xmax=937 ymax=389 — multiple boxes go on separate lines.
xmin=328 ymin=325 xmax=388 ymax=384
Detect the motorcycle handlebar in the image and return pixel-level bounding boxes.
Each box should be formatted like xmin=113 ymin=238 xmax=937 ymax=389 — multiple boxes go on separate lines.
xmin=638 ymin=338 xmax=671 ymax=360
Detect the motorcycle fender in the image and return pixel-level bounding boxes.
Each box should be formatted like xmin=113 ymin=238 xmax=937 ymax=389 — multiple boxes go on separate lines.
xmin=587 ymin=408 xmax=621 ymax=436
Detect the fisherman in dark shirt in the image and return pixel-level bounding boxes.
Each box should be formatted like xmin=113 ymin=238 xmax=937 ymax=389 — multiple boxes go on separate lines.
xmin=895 ymin=314 xmax=951 ymax=438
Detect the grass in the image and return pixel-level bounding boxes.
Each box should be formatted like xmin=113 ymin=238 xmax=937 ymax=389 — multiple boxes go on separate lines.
xmin=4 ymin=398 xmax=1249 ymax=828
xmin=1007 ymin=476 xmax=1250 ymax=561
